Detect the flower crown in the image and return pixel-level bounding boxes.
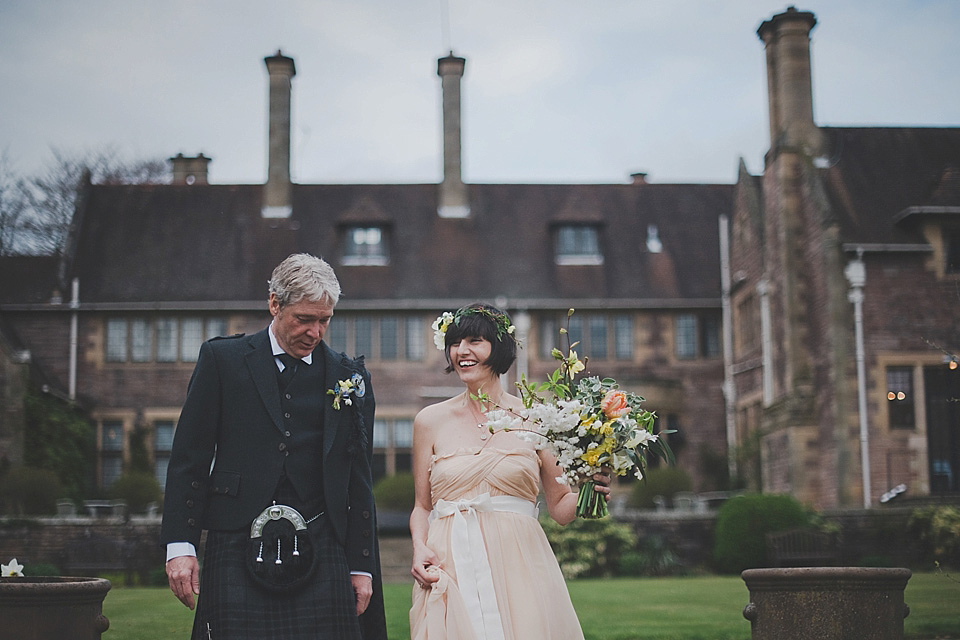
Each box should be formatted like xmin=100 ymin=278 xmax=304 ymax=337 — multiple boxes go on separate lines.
xmin=432 ymin=306 xmax=517 ymax=351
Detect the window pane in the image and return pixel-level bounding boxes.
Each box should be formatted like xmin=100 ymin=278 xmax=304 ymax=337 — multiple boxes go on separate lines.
xmin=156 ymin=318 xmax=178 ymax=362
xmin=326 ymin=315 xmax=347 ymax=353
xmin=675 ymin=314 xmax=697 ymax=359
xmin=102 ymin=456 xmax=123 ymax=489
xmin=380 ymin=316 xmax=398 ymax=360
xmin=343 ymin=226 xmax=388 ymax=265
xmin=155 ymin=421 xmax=175 ymax=452
xmin=405 ymin=317 xmax=425 ymax=361
xmin=702 ymin=315 xmax=721 ymax=358
xmin=102 ymin=421 xmax=124 ymax=451
xmin=589 ymin=315 xmax=607 ymax=359
xmin=131 ymin=319 xmax=152 ymax=362
xmin=393 ymin=419 xmax=414 ymax=448
xmin=154 ymin=456 xmax=170 ymax=489
xmin=205 ymin=317 xmax=228 ymax=340
xmin=568 ymin=316 xmax=583 ymax=353
xmin=355 ymin=317 xmax=373 ymax=357
xmin=540 ymin=316 xmax=558 ymax=359
xmin=887 ymin=367 xmax=915 ymax=429
xmin=556 ymin=226 xmax=602 ymax=264
xmin=181 ymin=317 xmax=204 ymax=362
xmin=106 ymin=319 xmax=127 ymax=362
xmin=373 ymin=419 xmax=389 ymax=449
xmin=615 ymin=314 xmax=633 ymax=360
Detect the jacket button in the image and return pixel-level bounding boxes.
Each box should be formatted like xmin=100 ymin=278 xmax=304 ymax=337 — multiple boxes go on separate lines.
xmin=284 ymin=412 xmax=291 ymax=419
xmin=285 ymin=393 xmax=292 ymax=399
xmin=362 ymin=510 xmax=370 ymax=519
xmin=285 ymin=431 xmax=291 ymax=437
xmin=191 ymin=481 xmax=201 ymax=489
xmin=186 ymin=499 xmax=195 ymax=508
xmin=279 ymin=443 xmax=287 ymax=451
xmin=187 ymin=518 xmax=196 ymax=527
xmin=362 ymin=549 xmax=370 ymax=557
xmin=363 ymin=530 xmax=370 ymax=537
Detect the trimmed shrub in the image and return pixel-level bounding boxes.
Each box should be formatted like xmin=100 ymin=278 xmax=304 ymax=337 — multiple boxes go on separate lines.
xmin=373 ymin=472 xmax=415 ymax=511
xmin=540 ymin=515 xmax=637 ymax=578
xmin=627 ymin=466 xmax=693 ymax=508
xmin=0 ymin=465 xmax=62 ymax=515
xmin=908 ymin=505 xmax=960 ymax=569
xmin=108 ymin=471 xmax=162 ymax=513
xmin=712 ymin=493 xmax=809 ymax=574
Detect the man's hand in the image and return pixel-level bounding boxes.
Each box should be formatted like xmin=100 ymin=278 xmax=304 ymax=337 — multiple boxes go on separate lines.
xmin=351 ymin=573 xmax=373 ymax=615
xmin=166 ymin=555 xmax=200 ymax=610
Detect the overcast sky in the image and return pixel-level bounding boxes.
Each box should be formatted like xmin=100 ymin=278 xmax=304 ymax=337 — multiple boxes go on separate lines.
xmin=1 ymin=1 xmax=957 ymax=186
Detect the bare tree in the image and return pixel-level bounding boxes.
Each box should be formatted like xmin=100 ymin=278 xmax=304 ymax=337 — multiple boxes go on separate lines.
xmin=11 ymin=148 xmax=169 ymax=256
xmin=0 ymin=151 xmax=30 ymax=256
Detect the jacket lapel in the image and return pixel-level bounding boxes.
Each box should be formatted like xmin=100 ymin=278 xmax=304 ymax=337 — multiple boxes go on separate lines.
xmin=246 ymin=328 xmax=285 ymax=433
xmin=322 ymin=343 xmax=355 ymax=461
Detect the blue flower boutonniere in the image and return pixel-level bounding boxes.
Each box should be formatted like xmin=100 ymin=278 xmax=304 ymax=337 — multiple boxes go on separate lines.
xmin=328 ymin=372 xmax=366 ymax=410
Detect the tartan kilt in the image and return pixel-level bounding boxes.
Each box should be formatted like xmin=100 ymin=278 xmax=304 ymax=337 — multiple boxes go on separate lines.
xmin=192 ymin=516 xmax=361 ymax=640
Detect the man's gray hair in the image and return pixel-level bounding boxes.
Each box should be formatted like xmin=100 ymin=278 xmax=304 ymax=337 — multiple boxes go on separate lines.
xmin=268 ymin=253 xmax=341 ymax=307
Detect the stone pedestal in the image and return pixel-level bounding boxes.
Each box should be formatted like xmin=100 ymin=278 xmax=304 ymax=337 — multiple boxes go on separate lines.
xmin=741 ymin=567 xmax=912 ymax=640
xmin=742 ymin=567 xmax=911 ymax=640
xmin=0 ymin=576 xmax=111 ymax=639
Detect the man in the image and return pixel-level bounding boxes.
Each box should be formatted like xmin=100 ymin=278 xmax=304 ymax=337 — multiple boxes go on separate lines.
xmin=161 ymin=253 xmax=386 ymax=639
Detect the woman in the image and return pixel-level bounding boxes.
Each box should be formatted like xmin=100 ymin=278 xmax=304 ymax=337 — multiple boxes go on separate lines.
xmin=409 ymin=304 xmax=609 ymax=640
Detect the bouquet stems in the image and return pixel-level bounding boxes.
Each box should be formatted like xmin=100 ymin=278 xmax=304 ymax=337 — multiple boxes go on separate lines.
xmin=576 ymin=480 xmax=608 ymax=519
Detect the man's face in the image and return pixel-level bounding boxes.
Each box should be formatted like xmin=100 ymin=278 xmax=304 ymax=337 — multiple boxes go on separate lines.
xmin=269 ymin=293 xmax=334 ymax=358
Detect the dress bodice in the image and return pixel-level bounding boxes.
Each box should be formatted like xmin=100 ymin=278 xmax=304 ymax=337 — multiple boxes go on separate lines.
xmin=429 ymin=447 xmax=541 ymax=505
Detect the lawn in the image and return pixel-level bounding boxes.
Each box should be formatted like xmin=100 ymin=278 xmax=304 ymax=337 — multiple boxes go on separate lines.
xmin=103 ymin=573 xmax=959 ymax=640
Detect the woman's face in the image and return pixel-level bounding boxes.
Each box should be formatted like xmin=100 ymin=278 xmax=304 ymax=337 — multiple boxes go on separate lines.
xmin=449 ymin=335 xmax=494 ymax=382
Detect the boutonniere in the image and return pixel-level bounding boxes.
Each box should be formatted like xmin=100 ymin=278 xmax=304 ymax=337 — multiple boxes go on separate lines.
xmin=2 ymin=558 xmax=24 ymax=577
xmin=328 ymin=372 xmax=366 ymax=410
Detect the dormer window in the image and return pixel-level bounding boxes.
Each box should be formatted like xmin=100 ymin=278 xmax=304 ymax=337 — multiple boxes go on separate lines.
xmin=343 ymin=226 xmax=388 ymax=266
xmin=556 ymin=224 xmax=603 ymax=265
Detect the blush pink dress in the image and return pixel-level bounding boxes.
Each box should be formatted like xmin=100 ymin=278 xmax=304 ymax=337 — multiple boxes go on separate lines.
xmin=410 ymin=447 xmax=584 ymax=640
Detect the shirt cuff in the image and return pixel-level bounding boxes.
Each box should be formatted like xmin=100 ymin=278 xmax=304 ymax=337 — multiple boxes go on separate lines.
xmin=350 ymin=571 xmax=373 ymax=579
xmin=166 ymin=542 xmax=197 ymax=563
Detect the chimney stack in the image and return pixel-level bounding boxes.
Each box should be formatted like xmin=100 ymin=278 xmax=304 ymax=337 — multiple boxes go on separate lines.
xmin=263 ymin=50 xmax=296 ymax=218
xmin=437 ymin=53 xmax=469 ymax=218
xmin=757 ymin=7 xmax=822 ymax=157
xmin=169 ymin=153 xmax=211 ymax=185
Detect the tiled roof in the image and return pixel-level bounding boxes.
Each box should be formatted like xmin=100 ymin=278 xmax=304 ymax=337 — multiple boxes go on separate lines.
xmin=0 ymin=255 xmax=60 ymax=304
xmin=819 ymin=127 xmax=960 ymax=244
xmin=61 ymin=180 xmax=733 ymax=307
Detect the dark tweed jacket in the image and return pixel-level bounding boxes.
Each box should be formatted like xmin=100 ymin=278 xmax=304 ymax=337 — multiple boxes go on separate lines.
xmin=160 ymin=327 xmax=378 ymax=575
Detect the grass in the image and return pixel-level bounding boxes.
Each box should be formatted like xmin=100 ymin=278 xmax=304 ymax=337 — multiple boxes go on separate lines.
xmin=102 ymin=573 xmax=959 ymax=640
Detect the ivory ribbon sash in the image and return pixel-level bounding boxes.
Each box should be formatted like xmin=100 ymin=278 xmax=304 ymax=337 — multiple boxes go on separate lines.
xmin=429 ymin=493 xmax=538 ymax=640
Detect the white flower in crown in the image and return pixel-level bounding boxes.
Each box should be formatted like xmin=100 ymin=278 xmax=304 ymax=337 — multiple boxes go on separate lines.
xmin=431 ymin=311 xmax=455 ymax=351
xmin=2 ymin=558 xmax=24 ymax=577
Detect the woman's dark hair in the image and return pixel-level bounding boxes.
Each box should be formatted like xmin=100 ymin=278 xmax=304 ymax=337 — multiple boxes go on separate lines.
xmin=444 ymin=304 xmax=518 ymax=375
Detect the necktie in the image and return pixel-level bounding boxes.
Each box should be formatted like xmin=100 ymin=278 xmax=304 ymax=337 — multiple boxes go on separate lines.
xmin=277 ymin=353 xmax=299 ymax=390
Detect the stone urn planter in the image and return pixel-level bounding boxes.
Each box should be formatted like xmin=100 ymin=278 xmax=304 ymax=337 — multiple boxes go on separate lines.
xmin=742 ymin=567 xmax=911 ymax=640
xmin=0 ymin=576 xmax=111 ymax=640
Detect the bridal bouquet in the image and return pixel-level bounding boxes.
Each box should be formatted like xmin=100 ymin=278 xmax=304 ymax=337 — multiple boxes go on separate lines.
xmin=482 ymin=310 xmax=674 ymax=518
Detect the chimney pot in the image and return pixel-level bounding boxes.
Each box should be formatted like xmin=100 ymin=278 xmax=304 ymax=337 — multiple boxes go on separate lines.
xmin=757 ymin=7 xmax=822 ymax=157
xmin=263 ymin=51 xmax=296 ymax=218
xmin=630 ymin=172 xmax=648 ymax=185
xmin=437 ymin=53 xmax=469 ymax=218
xmin=170 ymin=153 xmax=211 ymax=185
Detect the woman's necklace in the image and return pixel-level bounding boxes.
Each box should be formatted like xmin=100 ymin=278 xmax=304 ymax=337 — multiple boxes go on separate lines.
xmin=465 ymin=394 xmax=491 ymax=441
